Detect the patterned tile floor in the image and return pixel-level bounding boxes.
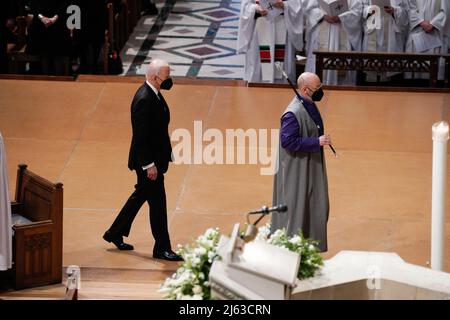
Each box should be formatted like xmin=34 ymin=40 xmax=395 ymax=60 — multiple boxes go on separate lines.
xmin=121 ymin=0 xmax=245 ymax=79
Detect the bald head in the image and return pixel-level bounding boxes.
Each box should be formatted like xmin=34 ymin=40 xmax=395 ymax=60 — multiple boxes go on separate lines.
xmin=297 ymin=72 xmax=321 ymax=90
xmin=298 ymin=72 xmax=322 ymax=102
xmin=146 ymin=59 xmax=171 ymax=91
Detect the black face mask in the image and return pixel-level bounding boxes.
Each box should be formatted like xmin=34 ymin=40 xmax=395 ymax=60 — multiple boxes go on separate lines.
xmin=160 ymin=77 xmax=173 ymax=90
xmin=311 ymin=87 xmax=324 ymax=102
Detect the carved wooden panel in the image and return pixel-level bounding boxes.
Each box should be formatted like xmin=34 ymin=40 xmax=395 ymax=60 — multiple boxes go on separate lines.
xmin=23 ymin=232 xmax=52 ymax=280
xmin=321 ymin=56 xmax=434 ymax=73
xmin=313 ymin=51 xmax=443 ymax=87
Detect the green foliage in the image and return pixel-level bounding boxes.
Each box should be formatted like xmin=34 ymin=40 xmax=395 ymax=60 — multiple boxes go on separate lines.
xmin=266 ymin=228 xmax=324 ymax=279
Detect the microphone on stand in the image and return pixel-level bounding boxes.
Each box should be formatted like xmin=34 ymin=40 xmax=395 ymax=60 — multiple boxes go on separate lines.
xmin=248 ymin=204 xmax=288 ymax=215
xmin=243 ymin=204 xmax=287 ymax=242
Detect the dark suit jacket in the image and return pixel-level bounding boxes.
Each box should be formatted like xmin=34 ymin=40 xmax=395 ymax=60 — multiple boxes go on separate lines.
xmin=75 ymin=0 xmax=107 ymax=44
xmin=128 ymin=82 xmax=172 ymax=174
xmin=28 ymin=0 xmax=71 ymax=55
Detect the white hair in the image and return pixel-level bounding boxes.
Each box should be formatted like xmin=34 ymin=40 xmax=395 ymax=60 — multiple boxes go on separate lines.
xmin=146 ymin=59 xmax=170 ymax=79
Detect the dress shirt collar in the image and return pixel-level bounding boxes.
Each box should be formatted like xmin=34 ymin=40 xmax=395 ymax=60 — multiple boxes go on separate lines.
xmin=145 ymin=80 xmax=159 ymax=97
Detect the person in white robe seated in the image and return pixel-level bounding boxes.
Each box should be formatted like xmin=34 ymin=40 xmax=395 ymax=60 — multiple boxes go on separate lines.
xmin=405 ymin=0 xmax=447 ymax=80
xmin=303 ymin=0 xmax=362 ymax=85
xmin=237 ymin=0 xmax=304 ymax=83
xmin=360 ymin=0 xmax=410 ymax=82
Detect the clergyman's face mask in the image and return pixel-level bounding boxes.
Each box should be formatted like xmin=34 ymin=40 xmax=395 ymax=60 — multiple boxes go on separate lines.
xmin=306 ymin=85 xmax=324 ymax=102
xmin=311 ymin=87 xmax=324 ymax=102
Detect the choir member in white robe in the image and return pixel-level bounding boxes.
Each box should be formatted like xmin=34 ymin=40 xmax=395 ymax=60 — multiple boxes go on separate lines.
xmin=237 ymin=0 xmax=304 ymax=83
xmin=406 ymin=0 xmax=447 ymax=80
xmin=277 ymin=0 xmax=304 ymax=82
xmin=237 ymin=0 xmax=265 ymax=82
xmin=360 ymin=0 xmax=409 ymax=81
xmin=0 ymin=132 xmax=12 ymax=271
xmin=442 ymin=0 xmax=450 ymax=55
xmin=303 ymin=0 xmax=362 ymax=85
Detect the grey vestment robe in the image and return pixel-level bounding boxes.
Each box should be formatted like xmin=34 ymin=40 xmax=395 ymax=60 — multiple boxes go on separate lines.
xmin=272 ymin=98 xmax=329 ymax=252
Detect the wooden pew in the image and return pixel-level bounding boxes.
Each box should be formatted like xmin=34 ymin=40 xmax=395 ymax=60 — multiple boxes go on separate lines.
xmin=11 ymin=164 xmax=63 ymax=289
xmin=7 ymin=16 xmax=40 ymax=74
xmin=442 ymin=54 xmax=450 ymax=87
xmin=101 ymin=3 xmax=114 ymax=75
xmin=126 ymin=0 xmax=143 ymax=34
xmin=102 ymin=2 xmax=125 ymax=75
xmin=119 ymin=0 xmax=130 ymax=49
xmin=114 ymin=12 xmax=125 ymax=52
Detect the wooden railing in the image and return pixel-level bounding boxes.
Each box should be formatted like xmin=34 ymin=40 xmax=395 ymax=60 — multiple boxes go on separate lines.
xmin=102 ymin=0 xmax=143 ymax=75
xmin=314 ymin=50 xmax=450 ymax=87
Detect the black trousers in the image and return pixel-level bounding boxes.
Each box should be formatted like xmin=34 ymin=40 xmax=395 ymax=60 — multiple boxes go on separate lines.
xmin=78 ymin=40 xmax=102 ymax=75
xmin=108 ymin=169 xmax=171 ymax=252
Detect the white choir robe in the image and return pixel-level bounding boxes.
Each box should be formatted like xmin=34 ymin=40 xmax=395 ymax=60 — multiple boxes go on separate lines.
xmin=304 ymin=0 xmax=362 ymax=85
xmin=406 ymin=0 xmax=447 ymax=79
xmin=0 ymin=132 xmax=12 ymax=271
xmin=237 ymin=0 xmax=304 ymax=83
xmin=442 ymin=0 xmax=450 ymax=55
xmin=282 ymin=0 xmax=304 ymax=82
xmin=361 ymin=0 xmax=409 ymax=81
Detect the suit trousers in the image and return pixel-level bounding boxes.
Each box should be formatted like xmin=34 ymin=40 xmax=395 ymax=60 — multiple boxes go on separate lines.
xmin=108 ymin=168 xmax=171 ymax=252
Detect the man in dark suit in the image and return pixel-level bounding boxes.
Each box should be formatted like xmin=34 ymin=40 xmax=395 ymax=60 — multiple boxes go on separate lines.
xmin=75 ymin=0 xmax=107 ymax=75
xmin=27 ymin=0 xmax=71 ymax=75
xmin=103 ymin=59 xmax=182 ymax=262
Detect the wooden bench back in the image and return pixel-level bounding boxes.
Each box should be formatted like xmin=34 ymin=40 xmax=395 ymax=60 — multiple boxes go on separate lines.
xmin=14 ymin=164 xmax=63 ymax=224
xmin=12 ymin=164 xmax=64 ymax=289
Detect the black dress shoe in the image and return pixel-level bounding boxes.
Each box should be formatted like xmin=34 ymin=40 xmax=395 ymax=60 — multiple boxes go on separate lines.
xmin=153 ymin=250 xmax=183 ymax=261
xmin=112 ymin=241 xmax=134 ymax=250
xmin=103 ymin=231 xmax=134 ymax=251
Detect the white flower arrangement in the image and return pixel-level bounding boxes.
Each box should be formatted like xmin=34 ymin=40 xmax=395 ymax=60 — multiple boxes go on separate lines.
xmin=159 ymin=228 xmax=221 ymax=300
xmin=159 ymin=223 xmax=323 ymax=300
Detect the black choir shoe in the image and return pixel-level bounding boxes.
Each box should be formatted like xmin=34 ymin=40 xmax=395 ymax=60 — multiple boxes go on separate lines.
xmin=103 ymin=231 xmax=134 ymax=251
xmin=153 ymin=249 xmax=183 ymax=261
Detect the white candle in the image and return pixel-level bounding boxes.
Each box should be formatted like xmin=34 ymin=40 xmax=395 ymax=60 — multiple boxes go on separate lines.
xmin=431 ymin=121 xmax=449 ymax=271
xmin=432 ymin=121 xmax=450 ymax=142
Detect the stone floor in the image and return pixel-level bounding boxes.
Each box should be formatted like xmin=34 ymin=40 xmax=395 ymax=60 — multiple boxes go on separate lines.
xmin=121 ymin=0 xmax=245 ymax=79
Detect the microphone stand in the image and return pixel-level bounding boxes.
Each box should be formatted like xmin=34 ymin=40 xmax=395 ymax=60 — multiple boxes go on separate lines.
xmin=274 ymin=62 xmax=337 ymax=158
xmin=247 ymin=210 xmax=267 ymax=230
xmin=243 ymin=205 xmax=287 ymax=242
